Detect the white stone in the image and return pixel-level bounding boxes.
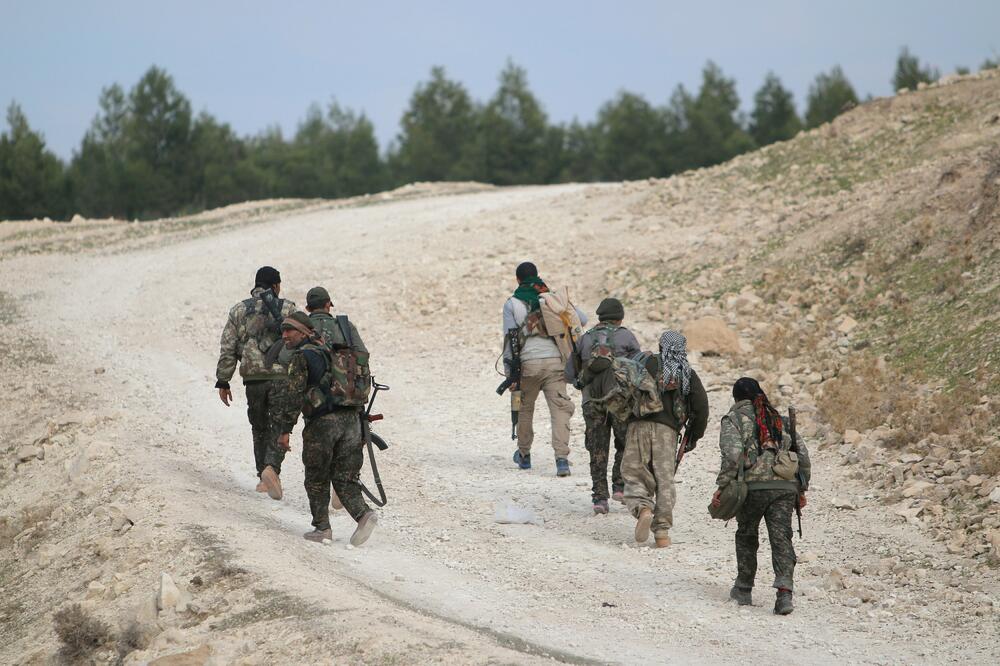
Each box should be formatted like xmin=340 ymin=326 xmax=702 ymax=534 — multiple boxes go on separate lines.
xmin=832 ymin=496 xmax=858 ymax=510
xmin=902 ymin=480 xmax=934 ymax=498
xmin=989 ymin=487 xmax=1000 ymax=504
xmin=66 ymin=452 xmax=90 ymax=483
xmin=16 ymin=445 xmax=43 ymax=462
xmin=157 ymin=573 xmax=181 ymax=612
xmin=837 ymin=316 xmax=859 ymax=334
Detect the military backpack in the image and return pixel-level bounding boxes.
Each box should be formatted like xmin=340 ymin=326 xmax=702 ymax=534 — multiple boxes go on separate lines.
xmin=588 ymin=352 xmax=663 ymax=423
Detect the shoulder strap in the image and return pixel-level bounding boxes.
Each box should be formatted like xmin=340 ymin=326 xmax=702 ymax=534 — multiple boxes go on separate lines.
xmin=242 ymin=298 xmax=255 ymax=316
xmin=336 ymin=315 xmax=354 ymax=348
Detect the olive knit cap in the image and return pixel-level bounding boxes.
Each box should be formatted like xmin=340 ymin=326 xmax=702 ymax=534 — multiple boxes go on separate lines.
xmin=280 ymin=311 xmax=315 ymax=332
xmin=596 ymin=297 xmax=625 ymax=322
xmin=306 ymin=286 xmax=331 ymax=309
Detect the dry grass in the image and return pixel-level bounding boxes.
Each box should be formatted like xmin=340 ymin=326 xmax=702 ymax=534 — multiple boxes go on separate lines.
xmin=52 ymin=603 xmax=113 ymax=662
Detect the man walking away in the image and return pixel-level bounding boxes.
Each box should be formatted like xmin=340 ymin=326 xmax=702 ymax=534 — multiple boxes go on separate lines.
xmin=215 ymin=266 xmax=297 ymax=500
xmin=502 ymin=262 xmax=587 ymax=477
xmin=273 ymin=312 xmax=378 ymax=546
xmin=566 ymin=297 xmax=640 ymax=514
xmin=305 ymin=286 xmax=367 ymax=511
xmin=623 ymin=331 xmax=708 ymax=547
xmin=713 ymin=377 xmax=811 ymax=614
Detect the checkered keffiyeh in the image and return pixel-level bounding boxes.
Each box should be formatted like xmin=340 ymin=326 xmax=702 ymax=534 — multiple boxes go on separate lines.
xmin=659 ymin=330 xmax=691 ymax=396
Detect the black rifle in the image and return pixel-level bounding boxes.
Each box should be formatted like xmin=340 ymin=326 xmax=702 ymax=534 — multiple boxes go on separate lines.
xmin=496 ymin=328 xmax=522 ymax=440
xmin=674 ymin=430 xmax=690 ymax=472
xmin=359 ymin=378 xmax=391 ymax=507
xmin=789 ymin=406 xmax=803 ymax=538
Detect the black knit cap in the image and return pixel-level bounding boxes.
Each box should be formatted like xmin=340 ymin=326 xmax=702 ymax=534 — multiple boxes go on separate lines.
xmin=255 ymin=266 xmax=281 ymax=287
xmin=733 ymin=377 xmax=765 ymax=402
xmin=596 ymin=297 xmax=625 ymax=322
xmin=515 ymin=261 xmax=538 ymax=282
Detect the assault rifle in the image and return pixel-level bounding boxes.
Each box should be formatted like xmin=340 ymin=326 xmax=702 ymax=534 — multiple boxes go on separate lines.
xmin=260 ymin=288 xmax=284 ymax=323
xmin=674 ymin=431 xmax=690 ymax=472
xmin=496 ymin=328 xmax=522 ymax=440
xmin=360 ymin=378 xmax=391 ymax=507
xmin=789 ymin=406 xmax=803 ymax=538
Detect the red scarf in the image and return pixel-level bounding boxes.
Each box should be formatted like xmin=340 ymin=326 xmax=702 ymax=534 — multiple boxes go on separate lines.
xmin=753 ymin=395 xmax=784 ymax=450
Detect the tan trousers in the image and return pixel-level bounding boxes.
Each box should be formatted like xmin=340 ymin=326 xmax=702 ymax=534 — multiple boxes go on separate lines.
xmin=517 ymin=357 xmax=574 ymax=459
xmin=623 ymin=420 xmax=677 ymax=537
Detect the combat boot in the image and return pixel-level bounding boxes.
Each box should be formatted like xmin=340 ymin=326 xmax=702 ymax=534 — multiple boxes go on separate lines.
xmin=255 ymin=480 xmax=268 ymax=493
xmin=774 ymin=588 xmax=794 ymax=615
xmin=350 ymin=510 xmax=378 ymax=546
xmin=729 ymin=586 xmax=752 ymax=606
xmin=611 ymin=485 xmax=625 ymax=503
xmin=261 ymin=465 xmax=282 ymax=500
xmin=513 ymin=451 xmax=531 ymax=470
xmin=593 ymin=499 xmax=609 ymax=515
xmin=635 ymin=507 xmax=653 ymax=543
xmin=555 ymin=458 xmax=571 ymax=477
xmin=654 ymin=532 xmax=671 ymax=548
xmin=303 ymin=528 xmax=332 ymax=543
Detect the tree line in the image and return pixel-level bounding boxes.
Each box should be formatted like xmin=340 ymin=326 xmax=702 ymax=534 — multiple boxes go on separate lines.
xmin=2 ymin=48 xmax=997 ymax=221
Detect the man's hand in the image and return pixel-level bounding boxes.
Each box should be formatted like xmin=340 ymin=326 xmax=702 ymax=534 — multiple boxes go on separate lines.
xmin=798 ymin=492 xmax=807 ymax=509
xmin=711 ymin=489 xmax=722 ymax=508
xmin=218 ymin=388 xmax=233 ymax=406
xmin=277 ymin=433 xmax=291 ymax=452
xmin=683 ymin=436 xmax=696 ymax=453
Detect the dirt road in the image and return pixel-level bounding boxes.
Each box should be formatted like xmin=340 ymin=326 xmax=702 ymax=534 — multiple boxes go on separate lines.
xmin=4 ymin=183 xmax=998 ymax=664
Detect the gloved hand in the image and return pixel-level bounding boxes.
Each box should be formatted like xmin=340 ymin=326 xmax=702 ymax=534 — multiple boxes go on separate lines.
xmin=683 ymin=437 xmax=697 ymax=453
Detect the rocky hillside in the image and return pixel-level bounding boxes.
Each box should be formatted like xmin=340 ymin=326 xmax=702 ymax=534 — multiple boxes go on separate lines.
xmin=603 ymin=66 xmax=1000 ymax=561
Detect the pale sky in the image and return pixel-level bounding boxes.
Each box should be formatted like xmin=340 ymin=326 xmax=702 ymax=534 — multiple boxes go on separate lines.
xmin=2 ymin=0 xmax=999 ymax=160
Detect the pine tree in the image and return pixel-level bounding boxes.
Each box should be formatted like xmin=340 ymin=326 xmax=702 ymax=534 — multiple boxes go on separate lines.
xmin=0 ymin=102 xmax=67 ymax=220
xmin=805 ymin=66 xmax=859 ymax=128
xmin=749 ymin=73 xmax=803 ymax=146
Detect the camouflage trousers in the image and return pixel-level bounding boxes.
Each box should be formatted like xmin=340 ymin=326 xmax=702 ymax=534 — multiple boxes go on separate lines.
xmin=583 ymin=402 xmax=626 ymax=502
xmin=301 ymin=409 xmax=371 ymax=530
xmin=622 ymin=421 xmax=677 ymax=537
xmin=246 ymin=380 xmax=286 ymax=477
xmin=735 ymin=489 xmax=797 ymax=591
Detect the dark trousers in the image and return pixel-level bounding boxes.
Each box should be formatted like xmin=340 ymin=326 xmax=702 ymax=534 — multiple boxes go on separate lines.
xmin=735 ymin=489 xmax=797 ymax=591
xmin=245 ymin=380 xmax=286 ymax=476
xmin=583 ymin=402 xmax=627 ymax=502
xmin=302 ymin=410 xmax=370 ymax=530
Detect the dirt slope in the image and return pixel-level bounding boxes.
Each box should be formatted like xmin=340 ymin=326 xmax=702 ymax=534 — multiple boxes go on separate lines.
xmin=1 ymin=72 xmax=999 ymax=664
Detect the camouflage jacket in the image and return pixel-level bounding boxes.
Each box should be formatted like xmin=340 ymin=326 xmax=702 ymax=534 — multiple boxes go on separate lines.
xmin=716 ymin=400 xmax=811 ymax=491
xmin=215 ymin=287 xmax=298 ymax=387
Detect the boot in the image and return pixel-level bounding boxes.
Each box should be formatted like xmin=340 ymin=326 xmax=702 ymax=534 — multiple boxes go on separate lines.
xmin=593 ymin=499 xmax=609 ymax=515
xmin=611 ymin=485 xmax=625 ymax=503
xmin=350 ymin=510 xmax=378 ymax=546
xmin=303 ymin=528 xmax=332 ymax=543
xmin=255 ymin=480 xmax=268 ymax=493
xmin=654 ymin=532 xmax=671 ymax=548
xmin=513 ymin=450 xmax=531 ymax=470
xmin=261 ymin=465 xmax=282 ymax=500
xmin=729 ymin=586 xmax=752 ymax=606
xmin=555 ymin=458 xmax=571 ymax=477
xmin=774 ymin=589 xmax=794 ymax=615
xmin=634 ymin=507 xmax=653 ymax=543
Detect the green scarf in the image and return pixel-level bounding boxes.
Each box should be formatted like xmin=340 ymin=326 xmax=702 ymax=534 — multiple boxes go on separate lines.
xmin=512 ymin=277 xmax=545 ymax=311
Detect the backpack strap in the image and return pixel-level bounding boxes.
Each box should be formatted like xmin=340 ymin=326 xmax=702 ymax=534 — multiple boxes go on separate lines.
xmin=336 ymin=315 xmax=354 ymax=349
